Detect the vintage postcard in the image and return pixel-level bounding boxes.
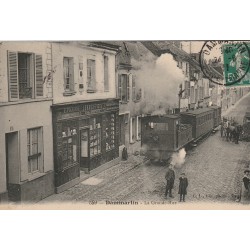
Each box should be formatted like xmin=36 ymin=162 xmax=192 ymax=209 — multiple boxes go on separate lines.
xmin=1 ymin=40 xmax=250 ymax=209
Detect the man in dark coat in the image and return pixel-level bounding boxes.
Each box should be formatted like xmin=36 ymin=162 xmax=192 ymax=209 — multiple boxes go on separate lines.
xmin=178 ymin=173 xmax=188 ymax=202
xmin=165 ymin=164 xmax=175 ymax=198
xmin=243 ymin=170 xmax=250 ymax=191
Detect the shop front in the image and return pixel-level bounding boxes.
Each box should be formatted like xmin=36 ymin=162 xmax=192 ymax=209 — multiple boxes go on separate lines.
xmin=52 ymin=99 xmax=119 ymax=193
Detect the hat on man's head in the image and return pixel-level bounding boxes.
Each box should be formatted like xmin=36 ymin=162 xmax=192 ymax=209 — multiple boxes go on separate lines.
xmin=181 ymin=172 xmax=185 ymax=176
xmin=244 ymin=169 xmax=250 ymax=174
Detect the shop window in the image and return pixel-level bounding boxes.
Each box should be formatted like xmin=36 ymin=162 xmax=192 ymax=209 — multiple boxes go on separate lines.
xmin=27 ymin=127 xmax=43 ymax=174
xmin=118 ymin=74 xmax=129 ymax=102
xmin=87 ymin=59 xmax=96 ymax=92
xmin=105 ymin=114 xmax=115 ymax=151
xmin=8 ymin=51 xmax=43 ymax=101
xmin=61 ymin=122 xmax=78 ymax=168
xmin=89 ymin=117 xmax=102 ymax=157
xmin=63 ymin=57 xmax=75 ymax=93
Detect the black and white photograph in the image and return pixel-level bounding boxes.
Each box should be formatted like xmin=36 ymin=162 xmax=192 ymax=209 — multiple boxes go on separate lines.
xmin=0 ymin=40 xmax=250 ymax=209
xmin=2 ymin=2 xmax=250 ymax=250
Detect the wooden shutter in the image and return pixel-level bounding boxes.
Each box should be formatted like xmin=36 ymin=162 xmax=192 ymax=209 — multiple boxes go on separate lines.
xmin=35 ymin=54 xmax=43 ymax=97
xmin=104 ymin=56 xmax=109 ymax=91
xmin=92 ymin=60 xmax=96 ymax=90
xmin=132 ymin=75 xmax=136 ymax=101
xmin=118 ymin=74 xmax=121 ymax=99
xmin=69 ymin=58 xmax=74 ymax=91
xmin=127 ymin=74 xmax=131 ymax=101
xmin=7 ymin=51 xmax=19 ymax=101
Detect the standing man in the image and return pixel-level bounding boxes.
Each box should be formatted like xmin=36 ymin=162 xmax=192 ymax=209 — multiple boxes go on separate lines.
xmin=165 ymin=164 xmax=175 ymax=198
xmin=243 ymin=170 xmax=250 ymax=191
xmin=178 ymin=173 xmax=188 ymax=202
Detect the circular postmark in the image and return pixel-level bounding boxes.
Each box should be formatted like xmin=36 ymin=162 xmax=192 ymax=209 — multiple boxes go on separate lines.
xmin=199 ymin=41 xmax=250 ymax=86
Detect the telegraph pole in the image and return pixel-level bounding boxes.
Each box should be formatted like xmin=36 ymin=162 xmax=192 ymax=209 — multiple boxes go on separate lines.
xmin=178 ymin=83 xmax=185 ymax=109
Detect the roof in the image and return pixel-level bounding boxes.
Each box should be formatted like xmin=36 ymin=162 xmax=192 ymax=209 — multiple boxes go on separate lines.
xmin=141 ymin=41 xmax=224 ymax=79
xmin=181 ymin=107 xmax=214 ymax=116
xmin=88 ymin=41 xmax=120 ymax=52
xmin=209 ymin=105 xmax=221 ymax=110
xmin=101 ymin=41 xmax=156 ymax=69
xmin=144 ymin=114 xmax=179 ymax=119
xmin=141 ymin=41 xmax=201 ymax=71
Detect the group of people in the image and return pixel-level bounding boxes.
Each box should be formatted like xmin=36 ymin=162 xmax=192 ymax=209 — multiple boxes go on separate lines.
xmin=220 ymin=117 xmax=242 ymax=144
xmin=165 ymin=164 xmax=188 ymax=202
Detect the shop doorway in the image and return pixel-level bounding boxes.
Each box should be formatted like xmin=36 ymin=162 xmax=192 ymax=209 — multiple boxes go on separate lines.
xmin=80 ymin=129 xmax=89 ymax=171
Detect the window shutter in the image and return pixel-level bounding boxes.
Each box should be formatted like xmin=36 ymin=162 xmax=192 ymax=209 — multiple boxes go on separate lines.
xmin=87 ymin=60 xmax=91 ymax=88
xmin=104 ymin=56 xmax=109 ymax=91
xmin=69 ymin=58 xmax=74 ymax=91
xmin=127 ymin=74 xmax=131 ymax=101
xmin=7 ymin=51 xmax=19 ymax=101
xmin=35 ymin=54 xmax=43 ymax=97
xmin=92 ymin=60 xmax=96 ymax=90
xmin=118 ymin=74 xmax=121 ymax=99
xmin=132 ymin=75 xmax=136 ymax=101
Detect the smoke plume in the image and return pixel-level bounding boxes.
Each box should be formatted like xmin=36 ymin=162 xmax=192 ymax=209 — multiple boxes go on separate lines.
xmin=170 ymin=148 xmax=186 ymax=167
xmin=134 ymin=53 xmax=185 ymax=115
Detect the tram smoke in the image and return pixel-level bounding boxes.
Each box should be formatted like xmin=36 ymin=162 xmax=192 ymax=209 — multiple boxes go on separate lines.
xmin=134 ymin=53 xmax=185 ymax=115
xmin=170 ymin=148 xmax=186 ymax=167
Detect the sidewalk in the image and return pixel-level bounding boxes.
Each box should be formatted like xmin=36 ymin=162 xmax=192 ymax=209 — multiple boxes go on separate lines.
xmin=39 ymin=153 xmax=146 ymax=203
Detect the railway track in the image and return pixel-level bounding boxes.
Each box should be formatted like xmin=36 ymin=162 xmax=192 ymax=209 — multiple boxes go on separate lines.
xmin=75 ymin=159 xmax=169 ymax=202
xmin=74 ymin=158 xmax=149 ymax=201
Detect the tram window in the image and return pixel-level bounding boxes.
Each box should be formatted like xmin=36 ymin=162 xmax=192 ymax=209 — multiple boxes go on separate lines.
xmin=148 ymin=122 xmax=154 ymax=129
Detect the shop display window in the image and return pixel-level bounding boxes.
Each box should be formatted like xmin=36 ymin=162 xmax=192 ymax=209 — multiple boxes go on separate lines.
xmin=61 ymin=121 xmax=78 ymax=168
xmin=105 ymin=113 xmax=115 ymax=151
xmin=89 ymin=117 xmax=101 ymax=158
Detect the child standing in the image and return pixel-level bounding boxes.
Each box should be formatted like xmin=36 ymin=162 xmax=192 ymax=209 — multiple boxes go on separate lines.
xmin=178 ymin=173 xmax=188 ymax=202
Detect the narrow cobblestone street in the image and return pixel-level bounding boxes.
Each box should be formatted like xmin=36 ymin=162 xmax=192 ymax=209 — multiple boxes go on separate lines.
xmin=40 ymin=92 xmax=250 ymax=205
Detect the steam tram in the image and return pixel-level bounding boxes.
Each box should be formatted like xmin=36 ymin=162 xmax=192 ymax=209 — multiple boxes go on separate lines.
xmin=141 ymin=106 xmax=221 ymax=161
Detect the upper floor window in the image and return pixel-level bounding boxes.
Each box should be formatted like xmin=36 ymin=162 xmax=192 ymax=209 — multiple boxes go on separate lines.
xmin=104 ymin=55 xmax=109 ymax=91
xmin=87 ymin=59 xmax=96 ymax=92
xmin=8 ymin=51 xmax=43 ymax=101
xmin=131 ymin=75 xmax=141 ymax=102
xmin=118 ymin=74 xmax=129 ymax=102
xmin=63 ymin=57 xmax=74 ymax=92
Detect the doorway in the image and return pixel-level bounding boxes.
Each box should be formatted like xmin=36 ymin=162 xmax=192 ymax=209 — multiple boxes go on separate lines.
xmin=5 ymin=132 xmax=19 ymax=201
xmin=80 ymin=129 xmax=89 ymax=171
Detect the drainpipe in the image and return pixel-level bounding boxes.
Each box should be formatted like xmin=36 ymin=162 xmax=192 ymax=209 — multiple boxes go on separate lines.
xmin=136 ymin=116 xmax=139 ymax=140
